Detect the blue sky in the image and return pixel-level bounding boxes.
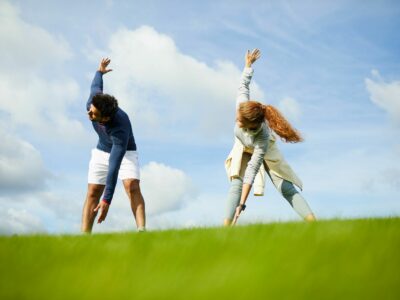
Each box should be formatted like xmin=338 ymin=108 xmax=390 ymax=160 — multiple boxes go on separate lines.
xmin=0 ymin=0 xmax=399 ymax=234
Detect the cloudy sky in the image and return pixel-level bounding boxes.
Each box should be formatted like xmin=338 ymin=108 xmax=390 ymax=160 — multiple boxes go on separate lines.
xmin=0 ymin=0 xmax=399 ymax=235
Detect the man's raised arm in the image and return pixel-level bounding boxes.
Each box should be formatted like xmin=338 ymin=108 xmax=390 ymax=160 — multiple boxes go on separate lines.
xmin=86 ymin=58 xmax=113 ymax=110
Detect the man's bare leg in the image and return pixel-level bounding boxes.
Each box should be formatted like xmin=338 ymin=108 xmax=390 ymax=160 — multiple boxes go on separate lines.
xmin=123 ymin=179 xmax=146 ymax=230
xmin=81 ymin=184 xmax=105 ymax=233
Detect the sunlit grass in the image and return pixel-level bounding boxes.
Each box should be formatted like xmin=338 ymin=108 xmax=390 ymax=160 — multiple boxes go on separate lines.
xmin=0 ymin=217 xmax=399 ymax=299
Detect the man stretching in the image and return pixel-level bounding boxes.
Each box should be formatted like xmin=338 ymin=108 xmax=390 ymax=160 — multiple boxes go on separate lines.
xmin=81 ymin=58 xmax=146 ymax=233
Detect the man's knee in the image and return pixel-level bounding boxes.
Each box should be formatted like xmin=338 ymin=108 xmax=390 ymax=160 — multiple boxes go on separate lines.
xmin=125 ymin=179 xmax=141 ymax=194
xmin=87 ymin=184 xmax=104 ymax=200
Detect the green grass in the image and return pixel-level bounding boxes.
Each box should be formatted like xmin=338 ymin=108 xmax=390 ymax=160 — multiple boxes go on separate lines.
xmin=1 ymin=218 xmax=399 ymax=299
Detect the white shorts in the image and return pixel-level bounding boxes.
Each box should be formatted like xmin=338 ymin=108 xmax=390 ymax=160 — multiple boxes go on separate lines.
xmin=88 ymin=148 xmax=140 ymax=185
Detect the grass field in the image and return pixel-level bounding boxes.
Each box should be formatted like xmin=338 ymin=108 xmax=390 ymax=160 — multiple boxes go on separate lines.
xmin=0 ymin=218 xmax=399 ymax=299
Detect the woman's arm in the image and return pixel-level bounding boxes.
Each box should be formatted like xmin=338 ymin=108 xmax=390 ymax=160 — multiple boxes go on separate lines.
xmin=235 ymin=49 xmax=261 ymax=109
xmin=232 ymin=143 xmax=268 ymax=224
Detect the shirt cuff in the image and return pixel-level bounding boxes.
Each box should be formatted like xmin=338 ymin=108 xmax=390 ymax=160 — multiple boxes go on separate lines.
xmin=243 ymin=67 xmax=254 ymax=74
xmin=242 ymin=176 xmax=254 ymax=185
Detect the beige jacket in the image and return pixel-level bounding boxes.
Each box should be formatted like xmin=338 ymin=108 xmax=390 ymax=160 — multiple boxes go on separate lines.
xmin=225 ymin=134 xmax=303 ymax=196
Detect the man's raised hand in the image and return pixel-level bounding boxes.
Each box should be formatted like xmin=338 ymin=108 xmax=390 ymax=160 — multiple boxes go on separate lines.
xmin=98 ymin=58 xmax=113 ymax=74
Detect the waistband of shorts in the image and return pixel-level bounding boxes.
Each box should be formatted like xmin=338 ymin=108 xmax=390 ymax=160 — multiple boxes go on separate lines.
xmin=93 ymin=148 xmax=138 ymax=154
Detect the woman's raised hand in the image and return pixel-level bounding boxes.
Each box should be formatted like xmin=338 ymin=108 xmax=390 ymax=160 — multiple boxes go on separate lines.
xmin=245 ymin=49 xmax=261 ymax=68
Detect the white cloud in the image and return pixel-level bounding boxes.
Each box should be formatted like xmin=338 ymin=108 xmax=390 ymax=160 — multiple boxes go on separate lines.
xmin=293 ymin=125 xmax=400 ymax=205
xmin=94 ymin=25 xmax=264 ymax=141
xmin=0 ymin=179 xmax=92 ymax=235
xmin=0 ymin=1 xmax=72 ymax=72
xmin=0 ymin=74 xmax=87 ymax=142
xmin=0 ymin=128 xmax=49 ymax=194
xmin=0 ymin=207 xmax=46 ymax=235
xmin=140 ymin=161 xmax=196 ymax=215
xmin=0 ymin=1 xmax=88 ymax=143
xmin=143 ymin=193 xmax=224 ymax=230
xmin=365 ymin=70 xmax=400 ymax=124
xmin=278 ymin=97 xmax=302 ymax=122
xmin=0 ymin=1 xmax=92 ymax=234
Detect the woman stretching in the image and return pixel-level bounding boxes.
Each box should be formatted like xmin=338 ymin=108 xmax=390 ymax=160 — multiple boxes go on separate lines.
xmin=225 ymin=49 xmax=316 ymax=226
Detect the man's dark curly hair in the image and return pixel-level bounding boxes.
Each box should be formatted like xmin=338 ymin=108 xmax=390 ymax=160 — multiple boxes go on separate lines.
xmin=92 ymin=93 xmax=119 ymax=118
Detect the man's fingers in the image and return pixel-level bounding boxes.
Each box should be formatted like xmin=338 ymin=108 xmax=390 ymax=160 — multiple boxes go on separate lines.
xmin=97 ymin=210 xmax=105 ymax=223
xmin=101 ymin=58 xmax=111 ymax=67
xmin=98 ymin=211 xmax=107 ymax=223
xmin=97 ymin=204 xmax=108 ymax=223
xmin=93 ymin=204 xmax=100 ymax=212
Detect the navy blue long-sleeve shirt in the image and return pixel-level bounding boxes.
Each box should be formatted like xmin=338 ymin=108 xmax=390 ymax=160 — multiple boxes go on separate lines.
xmin=87 ymin=71 xmax=137 ymax=204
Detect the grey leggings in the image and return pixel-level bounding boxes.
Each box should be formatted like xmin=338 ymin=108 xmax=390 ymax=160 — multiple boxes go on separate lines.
xmin=225 ymin=153 xmax=313 ymax=220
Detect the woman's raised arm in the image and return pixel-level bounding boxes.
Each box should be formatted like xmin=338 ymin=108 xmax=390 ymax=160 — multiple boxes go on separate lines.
xmin=236 ymin=49 xmax=261 ymax=109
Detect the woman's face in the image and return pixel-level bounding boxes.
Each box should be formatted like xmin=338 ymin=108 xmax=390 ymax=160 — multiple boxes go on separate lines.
xmin=236 ymin=112 xmax=261 ymax=133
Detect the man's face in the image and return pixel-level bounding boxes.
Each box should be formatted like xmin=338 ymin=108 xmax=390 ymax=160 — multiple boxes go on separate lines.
xmin=88 ymin=104 xmax=109 ymax=122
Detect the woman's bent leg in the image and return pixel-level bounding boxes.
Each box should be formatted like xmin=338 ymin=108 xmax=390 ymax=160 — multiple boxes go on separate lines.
xmin=269 ymin=172 xmax=316 ymax=221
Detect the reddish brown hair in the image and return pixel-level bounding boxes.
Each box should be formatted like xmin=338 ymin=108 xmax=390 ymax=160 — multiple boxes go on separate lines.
xmin=238 ymin=101 xmax=303 ymax=143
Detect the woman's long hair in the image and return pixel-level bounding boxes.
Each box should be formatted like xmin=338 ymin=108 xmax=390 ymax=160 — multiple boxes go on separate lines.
xmin=238 ymin=101 xmax=303 ymax=143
